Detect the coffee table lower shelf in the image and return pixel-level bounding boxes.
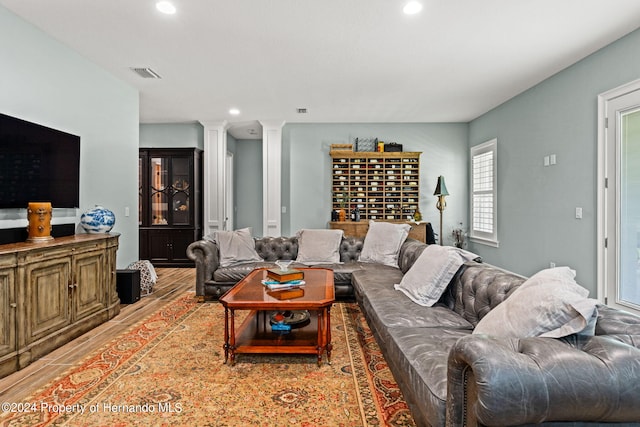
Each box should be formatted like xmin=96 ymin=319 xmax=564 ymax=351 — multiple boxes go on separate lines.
xmin=224 ymin=309 xmax=332 ymax=366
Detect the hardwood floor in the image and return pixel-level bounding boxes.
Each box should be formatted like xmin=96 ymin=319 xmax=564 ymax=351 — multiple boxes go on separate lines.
xmin=0 ymin=267 xmax=196 ymax=402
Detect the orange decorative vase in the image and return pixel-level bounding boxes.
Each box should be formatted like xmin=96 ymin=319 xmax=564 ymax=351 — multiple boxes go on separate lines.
xmin=26 ymin=202 xmax=54 ymax=242
xmin=338 ymin=208 xmax=346 ymax=222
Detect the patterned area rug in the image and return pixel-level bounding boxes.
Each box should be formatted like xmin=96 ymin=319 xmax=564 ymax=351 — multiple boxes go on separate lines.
xmin=0 ymin=293 xmax=415 ymax=427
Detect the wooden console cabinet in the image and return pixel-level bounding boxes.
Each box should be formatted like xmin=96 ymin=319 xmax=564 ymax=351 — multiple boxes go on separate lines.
xmin=0 ymin=233 xmax=120 ymax=379
xmin=329 ymin=220 xmax=431 ymax=243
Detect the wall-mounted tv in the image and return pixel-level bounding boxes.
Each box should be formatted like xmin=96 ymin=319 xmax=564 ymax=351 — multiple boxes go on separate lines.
xmin=0 ymin=113 xmax=80 ymax=209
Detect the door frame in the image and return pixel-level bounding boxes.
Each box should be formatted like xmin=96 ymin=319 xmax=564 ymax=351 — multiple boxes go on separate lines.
xmin=597 ymin=77 xmax=640 ymax=311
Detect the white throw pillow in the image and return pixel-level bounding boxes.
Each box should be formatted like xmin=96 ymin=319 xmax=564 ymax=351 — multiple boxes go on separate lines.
xmin=213 ymin=228 xmax=263 ymax=267
xmin=473 ymin=267 xmax=598 ymax=338
xmin=359 ymin=221 xmax=411 ymax=268
xmin=295 ymin=229 xmax=344 ymax=264
xmin=394 ymin=245 xmax=479 ymax=306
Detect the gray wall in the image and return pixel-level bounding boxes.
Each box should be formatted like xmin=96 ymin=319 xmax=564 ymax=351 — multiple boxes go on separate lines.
xmin=0 ymin=6 xmax=139 ymax=268
xmin=283 ymin=123 xmax=469 ymax=240
xmin=468 ymin=27 xmax=640 ymax=294
xmin=139 ymin=122 xmax=204 ymax=149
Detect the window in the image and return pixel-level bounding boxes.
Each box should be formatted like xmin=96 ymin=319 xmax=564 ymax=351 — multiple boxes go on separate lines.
xmin=470 ymin=139 xmax=499 ymax=247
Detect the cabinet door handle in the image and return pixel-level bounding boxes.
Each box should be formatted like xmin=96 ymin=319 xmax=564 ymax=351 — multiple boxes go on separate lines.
xmin=10 ymin=303 xmax=17 ymax=308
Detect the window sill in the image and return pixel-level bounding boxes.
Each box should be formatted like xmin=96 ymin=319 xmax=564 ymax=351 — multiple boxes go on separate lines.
xmin=470 ymin=236 xmax=499 ymax=248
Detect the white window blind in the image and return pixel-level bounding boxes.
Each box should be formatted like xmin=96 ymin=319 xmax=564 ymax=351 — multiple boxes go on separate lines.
xmin=470 ymin=139 xmax=498 ymax=247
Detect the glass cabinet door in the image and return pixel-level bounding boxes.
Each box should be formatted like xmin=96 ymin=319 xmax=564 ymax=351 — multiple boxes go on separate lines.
xmin=171 ymin=157 xmax=190 ymax=225
xmin=151 ymin=157 xmax=169 ymax=225
xmin=148 ymin=155 xmax=192 ymax=226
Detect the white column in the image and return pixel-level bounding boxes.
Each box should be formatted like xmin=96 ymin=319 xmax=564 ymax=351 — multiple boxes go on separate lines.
xmin=260 ymin=120 xmax=285 ymax=237
xmin=199 ymin=120 xmax=228 ymax=236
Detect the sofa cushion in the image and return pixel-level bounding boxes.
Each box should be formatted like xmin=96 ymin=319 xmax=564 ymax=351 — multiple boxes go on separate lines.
xmin=213 ymin=262 xmax=361 ymax=285
xmin=474 ymin=267 xmax=599 ymax=338
xmin=359 ymin=220 xmax=411 ymax=267
xmin=352 ymin=268 xmax=474 ymax=330
xmin=394 ymin=245 xmax=479 ymax=307
xmin=312 ymin=261 xmax=367 ymax=284
xmin=368 ymin=324 xmax=470 ymax=427
xmin=210 ymin=228 xmax=263 ymax=267
xmin=295 ymin=229 xmax=344 ymax=264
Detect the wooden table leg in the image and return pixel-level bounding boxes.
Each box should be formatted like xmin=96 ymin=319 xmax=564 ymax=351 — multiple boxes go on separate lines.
xmin=223 ymin=307 xmax=229 ymax=363
xmin=229 ymin=308 xmax=236 ymax=366
xmin=316 ymin=310 xmax=323 ymax=366
xmin=326 ymin=305 xmax=332 ymax=364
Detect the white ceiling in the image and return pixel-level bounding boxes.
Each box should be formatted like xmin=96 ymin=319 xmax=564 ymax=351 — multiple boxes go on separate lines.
xmin=2 ymin=0 xmax=640 ymax=140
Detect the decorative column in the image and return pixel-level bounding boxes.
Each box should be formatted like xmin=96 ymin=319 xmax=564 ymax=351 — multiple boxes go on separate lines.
xmin=260 ymin=121 xmax=285 ymax=237
xmin=200 ymin=120 xmax=228 ymax=236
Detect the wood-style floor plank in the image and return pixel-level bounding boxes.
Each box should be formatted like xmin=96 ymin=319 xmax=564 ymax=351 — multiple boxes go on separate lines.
xmin=0 ymin=267 xmax=196 ymax=401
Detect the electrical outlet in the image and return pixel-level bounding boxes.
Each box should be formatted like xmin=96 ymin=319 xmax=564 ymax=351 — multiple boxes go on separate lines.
xmin=550 ymin=261 xmax=556 ymax=268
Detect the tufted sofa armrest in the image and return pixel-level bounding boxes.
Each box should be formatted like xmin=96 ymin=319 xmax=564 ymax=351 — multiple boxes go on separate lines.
xmin=186 ymin=239 xmax=219 ymax=298
xmin=596 ymin=304 xmax=640 ymax=335
xmin=447 ymin=333 xmax=640 ymax=426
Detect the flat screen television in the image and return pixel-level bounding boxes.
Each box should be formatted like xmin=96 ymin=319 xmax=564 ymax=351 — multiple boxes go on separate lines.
xmin=0 ymin=113 xmax=80 ymax=209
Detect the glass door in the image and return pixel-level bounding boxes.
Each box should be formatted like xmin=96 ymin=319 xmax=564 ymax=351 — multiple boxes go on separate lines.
xmin=617 ymin=107 xmax=640 ymax=308
xmin=603 ymin=85 xmax=640 ymax=313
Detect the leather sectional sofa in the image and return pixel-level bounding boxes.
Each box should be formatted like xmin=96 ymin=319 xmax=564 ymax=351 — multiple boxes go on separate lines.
xmin=186 ymin=234 xmax=640 ymax=426
xmin=186 ymin=235 xmax=372 ymax=301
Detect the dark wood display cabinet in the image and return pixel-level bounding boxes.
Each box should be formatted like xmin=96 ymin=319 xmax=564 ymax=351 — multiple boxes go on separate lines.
xmin=139 ymin=148 xmax=203 ymax=267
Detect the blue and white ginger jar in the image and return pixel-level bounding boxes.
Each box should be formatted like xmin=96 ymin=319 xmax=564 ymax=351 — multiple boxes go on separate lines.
xmin=80 ymin=205 xmax=116 ymax=233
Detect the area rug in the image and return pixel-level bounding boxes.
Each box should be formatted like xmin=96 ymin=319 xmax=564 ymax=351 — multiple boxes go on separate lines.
xmin=0 ymin=293 xmax=415 ymax=427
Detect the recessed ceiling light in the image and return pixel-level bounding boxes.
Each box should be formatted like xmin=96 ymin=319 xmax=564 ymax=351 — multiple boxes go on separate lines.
xmin=229 ymin=108 xmax=240 ymax=115
xmin=403 ymin=1 xmax=423 ymax=15
xmin=156 ymin=1 xmax=176 ymax=15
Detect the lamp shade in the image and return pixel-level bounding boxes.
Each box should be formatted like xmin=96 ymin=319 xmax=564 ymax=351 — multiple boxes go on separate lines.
xmin=433 ymin=175 xmax=449 ymax=196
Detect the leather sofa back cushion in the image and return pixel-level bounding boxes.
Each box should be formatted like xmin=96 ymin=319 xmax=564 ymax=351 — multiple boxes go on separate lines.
xmin=252 ymin=236 xmax=366 ymax=263
xmin=445 ymin=262 xmax=526 ymax=326
xmin=254 ymin=237 xmax=299 ymax=261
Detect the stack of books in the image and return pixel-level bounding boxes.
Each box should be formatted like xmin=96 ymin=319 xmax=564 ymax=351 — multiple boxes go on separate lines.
xmin=263 ymin=268 xmax=305 ymax=299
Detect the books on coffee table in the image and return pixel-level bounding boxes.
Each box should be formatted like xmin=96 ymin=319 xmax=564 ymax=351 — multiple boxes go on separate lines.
xmin=266 ymin=268 xmax=304 ymax=283
xmin=261 ymin=279 xmax=305 ymax=289
xmin=267 ymin=287 xmax=305 ymax=300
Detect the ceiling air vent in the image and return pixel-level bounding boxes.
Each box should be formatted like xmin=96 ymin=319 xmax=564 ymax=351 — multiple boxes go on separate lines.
xmin=130 ymin=67 xmax=162 ymax=79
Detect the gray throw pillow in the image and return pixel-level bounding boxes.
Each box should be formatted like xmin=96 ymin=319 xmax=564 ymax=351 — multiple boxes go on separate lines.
xmin=394 ymin=245 xmax=479 ymax=306
xmin=295 ymin=229 xmax=344 ymax=264
xmin=473 ymin=266 xmax=598 ymax=338
xmin=359 ymin=221 xmax=411 ymax=268
xmin=213 ymin=228 xmax=263 ymax=267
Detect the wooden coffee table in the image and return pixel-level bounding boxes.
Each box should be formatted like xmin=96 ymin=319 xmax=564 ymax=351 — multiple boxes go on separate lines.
xmin=219 ymin=267 xmax=335 ymax=366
